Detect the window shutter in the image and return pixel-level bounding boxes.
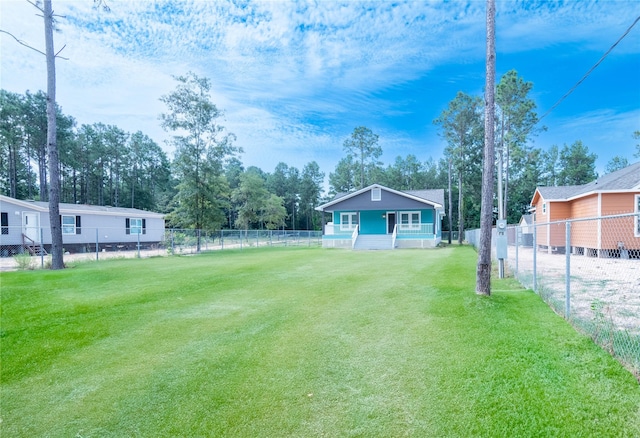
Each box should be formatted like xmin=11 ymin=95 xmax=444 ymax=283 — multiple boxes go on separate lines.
xmin=76 ymin=216 xmax=81 ymax=234
xmin=126 ymin=218 xmax=130 ymax=235
xmin=1 ymin=212 xmax=8 ymax=235
xmin=142 ymin=219 xmax=146 ymax=235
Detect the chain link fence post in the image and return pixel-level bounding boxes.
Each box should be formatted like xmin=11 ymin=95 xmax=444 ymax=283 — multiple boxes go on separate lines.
xmin=40 ymin=227 xmax=44 ymax=268
xmin=565 ymin=220 xmax=571 ymax=318
xmin=533 ymin=224 xmax=537 ymax=293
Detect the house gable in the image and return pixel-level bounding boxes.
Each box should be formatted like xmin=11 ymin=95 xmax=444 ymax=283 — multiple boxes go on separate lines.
xmin=317 ymin=184 xmax=443 ymax=212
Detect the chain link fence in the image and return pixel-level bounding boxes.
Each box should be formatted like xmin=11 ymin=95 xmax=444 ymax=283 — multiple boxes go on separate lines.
xmin=0 ymin=227 xmax=322 ymax=271
xmin=466 ymin=213 xmax=640 ymax=379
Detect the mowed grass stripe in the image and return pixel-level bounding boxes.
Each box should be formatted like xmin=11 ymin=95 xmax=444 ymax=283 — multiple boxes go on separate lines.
xmin=1 ymin=246 xmax=639 ymax=437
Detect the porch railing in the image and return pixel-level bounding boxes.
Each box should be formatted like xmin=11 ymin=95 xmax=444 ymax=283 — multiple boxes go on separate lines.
xmin=326 ymin=224 xmax=360 ymax=235
xmin=351 ymin=225 xmax=359 ymax=249
xmin=396 ymin=223 xmax=434 ymax=235
xmin=391 ymin=224 xmax=398 ymax=249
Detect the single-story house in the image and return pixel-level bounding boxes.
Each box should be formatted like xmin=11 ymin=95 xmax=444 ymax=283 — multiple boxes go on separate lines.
xmin=0 ymin=195 xmax=165 ymax=256
xmin=315 ymin=184 xmax=445 ymax=249
xmin=529 ymin=161 xmax=640 ymax=258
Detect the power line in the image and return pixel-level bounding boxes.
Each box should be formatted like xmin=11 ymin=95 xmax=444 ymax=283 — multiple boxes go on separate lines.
xmin=538 ymin=15 xmax=640 ymax=123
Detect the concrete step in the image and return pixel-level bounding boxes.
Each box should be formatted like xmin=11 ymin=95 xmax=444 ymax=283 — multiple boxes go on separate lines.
xmin=354 ymin=234 xmax=394 ymax=250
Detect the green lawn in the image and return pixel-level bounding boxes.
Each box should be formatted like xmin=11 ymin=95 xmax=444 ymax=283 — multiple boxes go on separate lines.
xmin=1 ymin=246 xmax=639 ymax=437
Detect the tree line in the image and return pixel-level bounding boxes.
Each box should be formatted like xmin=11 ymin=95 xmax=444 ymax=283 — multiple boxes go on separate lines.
xmin=329 ymin=70 xmax=638 ymax=241
xmin=2 ymin=71 xmax=638 ymax=233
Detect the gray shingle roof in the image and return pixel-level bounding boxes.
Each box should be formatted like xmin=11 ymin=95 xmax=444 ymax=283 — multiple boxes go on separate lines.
xmin=537 ymin=161 xmax=640 ymax=200
xmin=405 ymin=189 xmax=445 ymax=207
xmin=17 ymin=199 xmax=164 ymax=217
xmin=318 ymin=184 xmax=445 ymax=211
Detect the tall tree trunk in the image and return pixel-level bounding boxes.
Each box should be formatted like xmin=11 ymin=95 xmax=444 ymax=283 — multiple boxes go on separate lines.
xmin=476 ymin=0 xmax=496 ymax=296
xmin=8 ymin=141 xmax=17 ymax=198
xmin=457 ymin=172 xmax=464 ymax=245
xmin=27 ymin=135 xmax=34 ymax=199
xmin=448 ymin=159 xmax=452 ymax=244
xmin=38 ymin=147 xmax=48 ymax=201
xmin=44 ymin=0 xmax=64 ymax=269
xmin=497 ymin=118 xmax=504 ymax=220
xmin=504 ymin=142 xmax=510 ymax=219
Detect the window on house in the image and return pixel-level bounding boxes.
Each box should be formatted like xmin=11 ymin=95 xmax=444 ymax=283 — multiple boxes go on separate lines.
xmin=126 ymin=218 xmax=146 ymax=235
xmin=371 ymin=188 xmax=381 ymax=201
xmin=399 ymin=211 xmax=421 ymax=230
xmin=635 ymin=195 xmax=640 ymax=237
xmin=1 ymin=212 xmax=8 ymax=235
xmin=340 ymin=212 xmax=358 ymax=231
xmin=542 ymin=203 xmax=546 ymax=214
xmin=61 ymin=215 xmax=81 ymax=235
xmin=62 ymin=215 xmax=75 ymax=235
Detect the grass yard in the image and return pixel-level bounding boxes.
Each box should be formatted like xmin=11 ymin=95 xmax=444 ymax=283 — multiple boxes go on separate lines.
xmin=1 ymin=246 xmax=639 ymax=437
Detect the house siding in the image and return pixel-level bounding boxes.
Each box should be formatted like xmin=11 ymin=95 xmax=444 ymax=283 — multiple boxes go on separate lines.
xmin=601 ymin=192 xmax=637 ymax=215
xmin=569 ymin=195 xmax=599 ymax=250
xmin=600 ymin=193 xmax=640 ymax=250
xmin=1 ymin=196 xmax=165 ymax=255
xmin=360 ymin=210 xmax=386 ymax=234
xmin=318 ymin=185 xmax=444 ymax=249
xmin=330 ymin=189 xmax=436 ymax=211
xmin=531 ymin=164 xmax=640 ymax=255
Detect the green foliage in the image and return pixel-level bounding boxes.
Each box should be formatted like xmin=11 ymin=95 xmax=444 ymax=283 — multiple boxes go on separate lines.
xmin=338 ymin=126 xmax=382 ymax=190
xmin=160 ymin=72 xmax=239 ymax=231
xmin=557 ymin=140 xmax=598 ymax=185
xmin=266 ymin=162 xmax=300 ymax=229
xmin=2 ymin=247 xmax=639 ymax=436
xmin=298 ymin=161 xmax=324 ymax=230
xmin=495 ymin=70 xmax=540 ymax=221
xmin=0 ymin=89 xmax=172 ymax=211
xmin=606 ymin=156 xmax=630 ymax=174
xmin=434 ymin=91 xmax=484 ymax=235
xmin=12 ymin=252 xmax=35 ymax=270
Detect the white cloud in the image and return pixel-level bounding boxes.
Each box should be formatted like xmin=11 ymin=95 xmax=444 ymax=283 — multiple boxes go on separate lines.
xmin=2 ymin=0 xmax=638 ymax=182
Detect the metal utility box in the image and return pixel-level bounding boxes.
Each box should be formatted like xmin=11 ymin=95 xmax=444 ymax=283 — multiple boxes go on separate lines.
xmin=496 ymin=219 xmax=507 ymax=259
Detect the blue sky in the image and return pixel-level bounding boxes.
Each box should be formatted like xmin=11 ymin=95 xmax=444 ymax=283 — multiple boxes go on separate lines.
xmin=1 ymin=0 xmax=639 ymax=185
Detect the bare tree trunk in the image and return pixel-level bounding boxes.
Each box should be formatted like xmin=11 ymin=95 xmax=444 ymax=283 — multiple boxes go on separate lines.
xmin=476 ymin=0 xmax=496 ymax=296
xmin=8 ymin=140 xmax=17 ymax=198
xmin=44 ymin=0 xmax=64 ymax=269
xmin=457 ymin=172 xmax=464 ymax=245
xmin=447 ymin=159 xmax=452 ymax=244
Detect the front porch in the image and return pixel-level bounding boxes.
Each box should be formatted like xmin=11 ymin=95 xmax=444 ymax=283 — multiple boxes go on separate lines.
xmin=315 ymin=184 xmax=445 ymax=250
xmin=322 ymin=223 xmax=441 ymax=249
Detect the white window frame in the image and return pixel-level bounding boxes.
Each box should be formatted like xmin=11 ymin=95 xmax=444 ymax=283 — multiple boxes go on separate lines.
xmin=635 ymin=195 xmax=640 ymax=237
xmin=130 ymin=217 xmax=143 ymax=235
xmin=542 ymin=203 xmax=546 ymax=214
xmin=62 ymin=215 xmax=76 ymax=235
xmin=399 ymin=211 xmax=421 ymax=230
xmin=371 ymin=187 xmax=381 ymax=201
xmin=340 ymin=212 xmax=358 ymax=231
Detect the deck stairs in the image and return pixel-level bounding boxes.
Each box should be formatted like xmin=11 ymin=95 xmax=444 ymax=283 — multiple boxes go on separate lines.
xmin=22 ymin=233 xmax=48 ymax=256
xmin=353 ymin=234 xmax=394 ymax=250
xmin=26 ymin=244 xmax=48 ymax=256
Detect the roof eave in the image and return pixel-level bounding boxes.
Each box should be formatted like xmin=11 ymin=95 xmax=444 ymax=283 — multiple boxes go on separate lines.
xmin=315 ymin=184 xmax=443 ymax=211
